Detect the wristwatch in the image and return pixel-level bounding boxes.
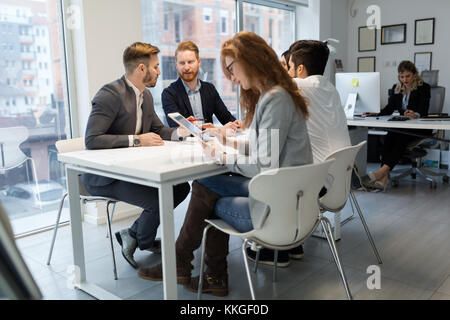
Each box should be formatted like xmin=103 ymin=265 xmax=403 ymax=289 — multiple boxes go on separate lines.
xmin=133 ymin=135 xmax=141 ymax=147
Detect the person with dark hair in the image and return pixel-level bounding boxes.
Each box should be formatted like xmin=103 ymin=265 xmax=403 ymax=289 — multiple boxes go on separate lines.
xmin=287 ymin=40 xmax=330 ymax=71
xmin=280 ymin=50 xmax=290 ymax=71
xmin=362 ymin=60 xmax=431 ymax=190
xmin=82 ymin=42 xmax=191 ymax=268
xmin=137 ymin=32 xmax=313 ymax=296
xmin=289 ymin=47 xmax=329 ymax=77
xmin=246 ymin=41 xmax=351 ymax=267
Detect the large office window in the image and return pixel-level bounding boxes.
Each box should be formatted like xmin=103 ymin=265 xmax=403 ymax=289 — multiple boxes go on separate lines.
xmin=141 ymin=0 xmax=295 ymax=124
xmin=242 ymin=1 xmax=296 ymax=57
xmin=142 ymin=0 xmax=240 ymax=124
xmin=0 ymin=0 xmax=71 ymax=236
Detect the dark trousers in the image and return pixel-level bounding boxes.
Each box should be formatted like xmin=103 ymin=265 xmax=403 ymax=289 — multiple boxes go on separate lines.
xmin=381 ymin=130 xmax=424 ymax=170
xmin=85 ymin=180 xmax=190 ymax=250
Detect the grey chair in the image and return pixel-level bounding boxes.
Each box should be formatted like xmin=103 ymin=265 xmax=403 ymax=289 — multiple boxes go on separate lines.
xmin=197 ymin=160 xmax=353 ymax=300
xmin=252 ymin=142 xmax=382 ymax=275
xmin=46 ymin=138 xmax=120 ymax=280
xmin=391 ymin=75 xmax=449 ymax=188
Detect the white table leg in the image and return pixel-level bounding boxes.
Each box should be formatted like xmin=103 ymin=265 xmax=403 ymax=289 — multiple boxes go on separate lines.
xmin=66 ymin=167 xmax=122 ymax=300
xmin=158 ymin=183 xmax=177 ymax=300
xmin=66 ymin=167 xmax=86 ymax=283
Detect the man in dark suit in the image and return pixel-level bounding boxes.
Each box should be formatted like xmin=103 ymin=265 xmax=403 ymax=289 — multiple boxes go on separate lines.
xmin=162 ymin=41 xmax=241 ymax=129
xmin=82 ymin=42 xmax=191 ymax=268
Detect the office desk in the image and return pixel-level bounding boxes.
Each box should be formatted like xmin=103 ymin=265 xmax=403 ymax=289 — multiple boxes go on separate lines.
xmin=347 ymin=116 xmax=450 ymax=130
xmin=58 ymin=141 xmax=228 ymax=300
xmin=347 ymin=116 xmax=450 ymax=174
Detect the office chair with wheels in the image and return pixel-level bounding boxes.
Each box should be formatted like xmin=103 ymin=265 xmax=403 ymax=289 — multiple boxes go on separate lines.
xmin=391 ymin=72 xmax=448 ymax=188
xmin=197 ymin=160 xmax=353 ymax=300
xmin=46 ymin=137 xmax=120 ymax=280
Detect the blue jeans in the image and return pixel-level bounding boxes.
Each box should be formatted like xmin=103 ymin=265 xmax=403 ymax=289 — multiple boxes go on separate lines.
xmin=197 ymin=174 xmax=254 ymax=233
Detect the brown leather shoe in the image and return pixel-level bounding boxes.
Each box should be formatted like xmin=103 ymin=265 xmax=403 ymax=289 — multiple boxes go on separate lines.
xmin=184 ymin=274 xmax=228 ymax=297
xmin=138 ymin=263 xmax=191 ymax=285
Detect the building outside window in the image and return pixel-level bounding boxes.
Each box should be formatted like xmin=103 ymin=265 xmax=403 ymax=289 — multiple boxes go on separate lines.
xmin=164 ymin=12 xmax=169 ymax=31
xmin=242 ymin=1 xmax=295 ymax=57
xmin=174 ymin=12 xmax=181 ymax=43
xmin=220 ymin=10 xmax=228 ymax=35
xmin=141 ymin=0 xmax=295 ymax=124
xmin=0 ymin=0 xmax=72 ymax=236
xmin=142 ymin=0 xmax=238 ymax=124
xmin=203 ymin=7 xmax=212 ymax=23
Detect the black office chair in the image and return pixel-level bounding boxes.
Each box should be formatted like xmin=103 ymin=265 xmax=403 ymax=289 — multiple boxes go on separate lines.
xmin=391 ymin=71 xmax=449 ymax=188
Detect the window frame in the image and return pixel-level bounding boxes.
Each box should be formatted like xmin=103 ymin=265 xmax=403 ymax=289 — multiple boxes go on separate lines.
xmin=236 ymin=0 xmax=297 ymax=118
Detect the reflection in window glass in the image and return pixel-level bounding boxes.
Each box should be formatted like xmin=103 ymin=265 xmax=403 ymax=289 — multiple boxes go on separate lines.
xmin=0 ymin=0 xmax=70 ymax=235
xmin=141 ymin=0 xmax=238 ymax=124
xmin=243 ymin=2 xmax=295 ymax=57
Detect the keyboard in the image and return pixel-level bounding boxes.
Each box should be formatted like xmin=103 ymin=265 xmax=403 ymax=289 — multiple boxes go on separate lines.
xmin=422 ymin=115 xmax=450 ymax=119
xmin=388 ymin=116 xmax=410 ymax=121
xmin=424 ymin=113 xmax=449 ymax=118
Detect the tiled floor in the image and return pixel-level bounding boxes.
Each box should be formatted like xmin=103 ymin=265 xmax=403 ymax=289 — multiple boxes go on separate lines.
xmin=15 ymin=164 xmax=450 ymax=300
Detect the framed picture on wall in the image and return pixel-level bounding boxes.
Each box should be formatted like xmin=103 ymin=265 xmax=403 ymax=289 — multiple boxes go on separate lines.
xmin=334 ymin=59 xmax=344 ymax=72
xmin=358 ymin=26 xmax=377 ymax=52
xmin=381 ymin=24 xmax=407 ymax=45
xmin=415 ymin=18 xmax=435 ymax=45
xmin=414 ymin=52 xmax=432 ymax=74
xmin=358 ymin=56 xmax=376 ymax=72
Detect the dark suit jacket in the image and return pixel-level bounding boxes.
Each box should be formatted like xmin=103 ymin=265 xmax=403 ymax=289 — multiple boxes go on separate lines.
xmin=378 ymin=82 xmax=431 ymax=117
xmin=82 ymin=76 xmax=177 ymax=187
xmin=162 ymin=78 xmax=236 ymax=127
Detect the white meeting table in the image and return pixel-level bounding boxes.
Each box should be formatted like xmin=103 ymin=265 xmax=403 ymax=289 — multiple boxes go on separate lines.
xmin=58 ymin=141 xmax=229 ymax=300
xmin=346 ymin=116 xmax=450 ymax=175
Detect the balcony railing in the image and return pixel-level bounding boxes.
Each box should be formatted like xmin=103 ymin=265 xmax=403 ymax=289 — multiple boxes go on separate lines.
xmin=19 ymin=34 xmax=34 ymax=44
xmin=22 ymin=69 xmax=37 ymax=77
xmin=20 ymin=52 xmax=36 ymax=60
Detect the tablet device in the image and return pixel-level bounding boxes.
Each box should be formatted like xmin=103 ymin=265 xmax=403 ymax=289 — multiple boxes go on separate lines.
xmin=168 ymin=112 xmax=214 ymax=141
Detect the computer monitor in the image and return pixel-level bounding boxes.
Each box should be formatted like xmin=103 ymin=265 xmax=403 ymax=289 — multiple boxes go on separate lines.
xmin=335 ymin=72 xmax=380 ymax=115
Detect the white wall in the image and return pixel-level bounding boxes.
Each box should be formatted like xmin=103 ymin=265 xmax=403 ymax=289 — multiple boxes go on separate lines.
xmin=297 ymin=0 xmax=349 ymax=84
xmin=346 ymin=0 xmax=450 ymax=113
xmin=70 ymin=0 xmax=142 ymax=135
xmin=68 ymin=0 xmax=143 ymax=225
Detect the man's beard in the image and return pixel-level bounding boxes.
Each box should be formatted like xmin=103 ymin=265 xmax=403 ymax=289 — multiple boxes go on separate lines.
xmin=178 ymin=68 xmax=199 ymax=83
xmin=143 ymin=68 xmax=157 ymax=88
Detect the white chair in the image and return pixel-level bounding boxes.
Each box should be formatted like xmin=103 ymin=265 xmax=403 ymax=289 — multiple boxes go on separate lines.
xmin=0 ymin=126 xmax=40 ymax=203
xmin=46 ymin=138 xmax=120 ymax=280
xmin=319 ymin=141 xmax=382 ymax=265
xmin=251 ymin=142 xmax=382 ymax=273
xmin=198 ymin=160 xmax=353 ymax=300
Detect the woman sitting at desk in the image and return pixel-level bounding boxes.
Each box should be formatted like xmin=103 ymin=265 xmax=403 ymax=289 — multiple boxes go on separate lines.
xmin=362 ymin=60 xmax=431 ymax=190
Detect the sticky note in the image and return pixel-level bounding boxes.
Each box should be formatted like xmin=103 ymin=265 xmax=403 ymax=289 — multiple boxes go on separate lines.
xmin=351 ymin=78 xmax=359 ymax=87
